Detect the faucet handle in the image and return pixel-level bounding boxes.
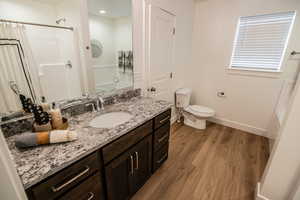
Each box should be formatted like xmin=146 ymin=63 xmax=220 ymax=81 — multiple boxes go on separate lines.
xmin=98 ymin=97 xmax=105 ymax=110
xmin=82 ymin=93 xmax=90 ymax=99
xmin=85 ymin=103 xmax=96 ymax=112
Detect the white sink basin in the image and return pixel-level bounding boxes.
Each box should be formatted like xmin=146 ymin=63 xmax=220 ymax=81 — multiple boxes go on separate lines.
xmin=89 ymin=112 xmax=133 ymax=128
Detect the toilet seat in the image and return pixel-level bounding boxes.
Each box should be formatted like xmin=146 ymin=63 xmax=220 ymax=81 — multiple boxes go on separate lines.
xmin=184 ymin=105 xmax=215 ymax=117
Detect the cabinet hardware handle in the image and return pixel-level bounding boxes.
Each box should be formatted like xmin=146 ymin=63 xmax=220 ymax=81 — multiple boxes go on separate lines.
xmin=130 ymin=155 xmax=134 ymax=175
xmin=135 ymin=152 xmax=139 ymax=170
xmin=157 ymin=154 xmax=168 ymax=164
xmin=159 ymin=116 xmax=170 ymax=124
xmin=158 ymin=134 xmax=169 ymax=143
xmin=51 ymin=166 xmax=90 ymax=192
xmin=87 ymin=192 xmax=94 ymax=200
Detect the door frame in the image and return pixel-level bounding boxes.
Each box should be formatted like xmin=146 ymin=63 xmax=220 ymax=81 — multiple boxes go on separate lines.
xmin=144 ymin=3 xmax=176 ymax=97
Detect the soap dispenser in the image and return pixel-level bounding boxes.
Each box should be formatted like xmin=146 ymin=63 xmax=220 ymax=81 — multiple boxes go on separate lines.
xmin=50 ymin=102 xmax=63 ymax=129
xmin=41 ymin=96 xmax=50 ymax=112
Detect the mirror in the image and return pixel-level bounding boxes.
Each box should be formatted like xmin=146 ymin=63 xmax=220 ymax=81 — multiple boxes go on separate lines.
xmin=87 ymin=0 xmax=134 ymax=94
xmin=0 ymin=0 xmax=134 ymax=119
xmin=0 ymin=24 xmax=82 ymax=117
xmin=91 ymin=39 xmax=104 ymax=58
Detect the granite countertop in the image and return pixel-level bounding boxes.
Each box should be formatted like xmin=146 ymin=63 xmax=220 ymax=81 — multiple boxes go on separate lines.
xmin=5 ymin=97 xmax=172 ymax=189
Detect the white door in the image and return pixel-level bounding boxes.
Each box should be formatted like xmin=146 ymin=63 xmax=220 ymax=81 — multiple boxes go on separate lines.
xmin=147 ymin=6 xmax=175 ymax=102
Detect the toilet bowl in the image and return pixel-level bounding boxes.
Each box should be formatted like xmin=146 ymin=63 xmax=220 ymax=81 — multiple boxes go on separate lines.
xmin=175 ymin=88 xmax=215 ymax=130
xmin=183 ymin=105 xmax=215 ymax=130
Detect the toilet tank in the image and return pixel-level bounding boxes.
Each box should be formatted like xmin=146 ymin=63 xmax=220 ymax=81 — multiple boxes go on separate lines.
xmin=175 ymin=88 xmax=192 ymax=108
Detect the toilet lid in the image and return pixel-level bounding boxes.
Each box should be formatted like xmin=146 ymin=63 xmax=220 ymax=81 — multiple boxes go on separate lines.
xmin=185 ymin=105 xmax=215 ymax=116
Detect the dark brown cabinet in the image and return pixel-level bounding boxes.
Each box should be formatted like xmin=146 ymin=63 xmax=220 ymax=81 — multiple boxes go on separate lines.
xmin=153 ymin=122 xmax=170 ymax=151
xmin=102 ymin=121 xmax=152 ymax=164
xmin=105 ymin=135 xmax=152 ymax=200
xmin=153 ymin=143 xmax=169 ymax=172
xmin=130 ymin=135 xmax=152 ymax=195
xmin=26 ymin=109 xmax=171 ymax=200
xmin=152 ymin=110 xmax=171 ymax=173
xmin=154 ymin=109 xmax=171 ymax=129
xmin=27 ymin=152 xmax=102 ymax=200
xmin=58 ymin=172 xmax=105 ymax=200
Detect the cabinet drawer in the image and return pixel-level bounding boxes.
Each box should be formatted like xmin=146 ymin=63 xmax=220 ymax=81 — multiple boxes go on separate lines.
xmin=102 ymin=120 xmax=152 ymax=164
xmin=154 ymin=109 xmax=171 ymax=130
xmin=31 ymin=152 xmax=100 ymax=200
xmin=153 ymin=143 xmax=169 ymax=172
xmin=58 ymin=172 xmax=104 ymax=200
xmin=154 ymin=122 xmax=170 ymax=152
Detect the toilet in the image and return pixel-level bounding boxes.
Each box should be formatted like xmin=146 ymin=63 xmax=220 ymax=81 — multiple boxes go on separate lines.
xmin=175 ymin=88 xmax=215 ymax=130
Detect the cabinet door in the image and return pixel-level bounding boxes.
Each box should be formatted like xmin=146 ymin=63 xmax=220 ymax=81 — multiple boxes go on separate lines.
xmin=105 ymin=135 xmax=152 ymax=200
xmin=105 ymin=151 xmax=134 ymax=200
xmin=130 ymin=135 xmax=152 ymax=195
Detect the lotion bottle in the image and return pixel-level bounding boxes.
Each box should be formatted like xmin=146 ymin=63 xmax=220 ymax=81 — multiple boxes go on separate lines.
xmin=50 ymin=102 xmax=63 ymax=129
xmin=41 ymin=96 xmax=50 ymax=112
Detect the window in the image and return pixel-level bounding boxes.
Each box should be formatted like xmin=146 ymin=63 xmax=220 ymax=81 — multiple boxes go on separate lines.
xmin=230 ymin=11 xmax=296 ymax=71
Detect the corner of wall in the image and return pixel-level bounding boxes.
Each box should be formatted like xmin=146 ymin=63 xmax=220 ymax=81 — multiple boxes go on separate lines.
xmin=256 ymin=183 xmax=271 ymax=200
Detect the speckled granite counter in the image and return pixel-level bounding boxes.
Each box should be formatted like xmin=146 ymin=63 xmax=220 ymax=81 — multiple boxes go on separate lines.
xmin=5 ymin=97 xmax=172 ymax=189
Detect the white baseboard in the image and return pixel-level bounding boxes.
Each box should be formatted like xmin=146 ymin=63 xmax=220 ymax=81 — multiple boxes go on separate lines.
xmin=170 ymin=115 xmax=177 ymax=125
xmin=256 ymin=183 xmax=270 ymax=200
xmin=208 ymin=117 xmax=268 ymax=137
xmin=170 ymin=107 xmax=178 ymax=125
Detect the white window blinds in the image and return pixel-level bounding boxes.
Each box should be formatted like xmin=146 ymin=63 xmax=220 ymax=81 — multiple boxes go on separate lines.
xmin=230 ymin=11 xmax=296 ymax=71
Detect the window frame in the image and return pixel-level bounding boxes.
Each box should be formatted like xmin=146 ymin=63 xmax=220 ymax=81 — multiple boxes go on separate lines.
xmin=229 ymin=11 xmax=297 ymax=73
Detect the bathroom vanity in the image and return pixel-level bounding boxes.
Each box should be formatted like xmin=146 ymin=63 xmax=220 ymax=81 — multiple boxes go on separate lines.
xmin=5 ymin=96 xmax=172 ymax=200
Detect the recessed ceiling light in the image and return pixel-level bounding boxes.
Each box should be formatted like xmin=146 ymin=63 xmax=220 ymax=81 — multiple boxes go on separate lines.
xmin=99 ymin=10 xmax=107 ymax=14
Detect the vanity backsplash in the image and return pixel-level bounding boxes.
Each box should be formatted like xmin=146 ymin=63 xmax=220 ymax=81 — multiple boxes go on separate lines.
xmin=1 ymin=88 xmax=141 ymax=138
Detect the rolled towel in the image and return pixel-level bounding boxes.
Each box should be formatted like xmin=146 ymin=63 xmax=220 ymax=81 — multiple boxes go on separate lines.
xmin=15 ymin=130 xmax=77 ymax=148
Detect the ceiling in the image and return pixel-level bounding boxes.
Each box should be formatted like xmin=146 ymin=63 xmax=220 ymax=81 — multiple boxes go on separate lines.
xmin=87 ymin=0 xmax=132 ymax=19
xmin=32 ymin=0 xmax=132 ymax=19
xmin=32 ymin=0 xmax=61 ymax=4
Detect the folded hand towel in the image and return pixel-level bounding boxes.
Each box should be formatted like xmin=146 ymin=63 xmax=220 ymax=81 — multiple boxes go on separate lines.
xmin=15 ymin=130 xmax=77 ymax=148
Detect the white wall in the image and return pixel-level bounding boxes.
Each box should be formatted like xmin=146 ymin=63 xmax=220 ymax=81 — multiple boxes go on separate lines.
xmin=89 ymin=14 xmax=116 ymax=66
xmin=260 ymin=73 xmax=300 ymax=200
xmin=114 ymin=17 xmax=133 ymax=52
xmin=291 ymin=178 xmax=300 ymax=200
xmin=190 ymin=0 xmax=300 ymax=136
xmin=0 ymin=129 xmax=27 ymax=200
xmin=0 ymin=0 xmax=56 ymax=24
xmin=171 ymin=0 xmax=195 ymax=97
xmin=0 ymin=0 xmax=61 ymax=64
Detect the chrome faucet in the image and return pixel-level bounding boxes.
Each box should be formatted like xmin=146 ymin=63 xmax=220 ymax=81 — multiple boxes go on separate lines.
xmin=96 ymin=97 xmax=105 ymax=111
xmin=86 ymin=103 xmax=96 ymax=112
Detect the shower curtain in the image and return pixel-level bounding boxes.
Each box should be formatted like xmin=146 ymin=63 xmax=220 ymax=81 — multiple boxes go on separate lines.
xmin=0 ymin=23 xmax=41 ymax=114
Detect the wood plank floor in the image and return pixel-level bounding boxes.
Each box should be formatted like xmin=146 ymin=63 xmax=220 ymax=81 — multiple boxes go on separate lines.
xmin=132 ymin=123 xmax=270 ymax=200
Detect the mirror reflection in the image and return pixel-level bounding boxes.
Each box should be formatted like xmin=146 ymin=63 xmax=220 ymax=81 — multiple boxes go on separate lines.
xmin=0 ymin=24 xmax=82 ymax=115
xmin=0 ymin=0 xmax=134 ymax=117
xmin=87 ymin=0 xmax=134 ymax=94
